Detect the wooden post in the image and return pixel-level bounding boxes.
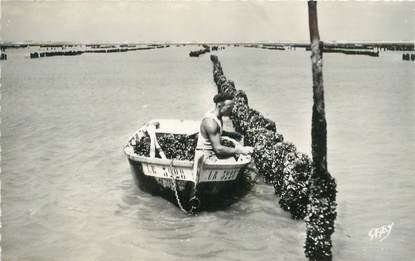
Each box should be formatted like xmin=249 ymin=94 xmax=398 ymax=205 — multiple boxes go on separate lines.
xmin=308 ymin=0 xmax=327 ymax=175
xmin=305 ymin=1 xmax=337 ymax=261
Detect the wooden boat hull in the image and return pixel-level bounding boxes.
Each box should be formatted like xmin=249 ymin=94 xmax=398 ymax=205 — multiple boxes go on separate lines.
xmin=126 ymin=156 xmax=254 ymax=211
xmin=128 ymin=153 xmax=255 ymax=211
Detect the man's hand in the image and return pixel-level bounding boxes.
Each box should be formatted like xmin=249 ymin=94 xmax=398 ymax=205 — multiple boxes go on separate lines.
xmin=238 ymin=146 xmax=254 ymax=155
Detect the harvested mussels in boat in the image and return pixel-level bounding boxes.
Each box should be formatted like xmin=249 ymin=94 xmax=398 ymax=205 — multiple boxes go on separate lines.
xmin=134 ymin=132 xmax=240 ymax=161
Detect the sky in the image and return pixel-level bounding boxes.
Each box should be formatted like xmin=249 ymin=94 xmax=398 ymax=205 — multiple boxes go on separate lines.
xmin=1 ymin=0 xmax=414 ymax=43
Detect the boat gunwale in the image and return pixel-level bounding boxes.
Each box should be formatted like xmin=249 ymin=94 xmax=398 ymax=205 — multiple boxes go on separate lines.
xmin=124 ymin=145 xmax=251 ymax=169
xmin=124 ymin=119 xmax=251 ymax=170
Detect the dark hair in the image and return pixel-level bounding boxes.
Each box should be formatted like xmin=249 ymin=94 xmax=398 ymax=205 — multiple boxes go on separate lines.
xmin=213 ymin=93 xmax=234 ymax=104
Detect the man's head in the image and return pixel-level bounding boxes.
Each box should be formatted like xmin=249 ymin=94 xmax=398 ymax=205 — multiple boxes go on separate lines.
xmin=213 ymin=93 xmax=234 ymax=116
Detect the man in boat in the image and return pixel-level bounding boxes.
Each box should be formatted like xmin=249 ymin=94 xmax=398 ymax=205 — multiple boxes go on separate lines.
xmin=195 ymin=92 xmax=253 ymax=158
xmin=188 ymin=93 xmax=253 ymax=205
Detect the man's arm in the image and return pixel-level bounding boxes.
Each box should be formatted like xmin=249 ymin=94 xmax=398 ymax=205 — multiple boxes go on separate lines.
xmin=203 ymin=119 xmax=252 ymax=157
xmin=222 ymin=130 xmax=242 ymax=141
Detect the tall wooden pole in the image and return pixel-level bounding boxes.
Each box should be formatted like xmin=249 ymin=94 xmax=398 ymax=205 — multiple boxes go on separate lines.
xmin=308 ymin=0 xmax=327 ymax=175
xmin=305 ymin=1 xmax=337 ymax=261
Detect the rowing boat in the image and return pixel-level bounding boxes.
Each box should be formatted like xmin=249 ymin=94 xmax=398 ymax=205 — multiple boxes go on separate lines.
xmin=123 ymin=119 xmax=253 ymax=212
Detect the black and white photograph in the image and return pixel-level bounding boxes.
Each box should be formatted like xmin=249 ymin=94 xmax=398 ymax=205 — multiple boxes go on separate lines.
xmin=1 ymin=1 xmax=414 ymax=260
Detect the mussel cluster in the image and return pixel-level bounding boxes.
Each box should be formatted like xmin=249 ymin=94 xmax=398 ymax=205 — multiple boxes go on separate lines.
xmin=211 ymin=54 xmax=337 ymax=259
xmin=304 ymin=173 xmax=337 ymax=260
xmin=133 ymin=133 xmax=198 ymax=160
xmin=220 ymin=138 xmax=236 ymax=148
xmin=133 ymin=132 xmax=151 ymax=157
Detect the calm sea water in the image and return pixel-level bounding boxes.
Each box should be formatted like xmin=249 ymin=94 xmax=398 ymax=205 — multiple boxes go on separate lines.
xmin=2 ymin=46 xmax=414 ymax=261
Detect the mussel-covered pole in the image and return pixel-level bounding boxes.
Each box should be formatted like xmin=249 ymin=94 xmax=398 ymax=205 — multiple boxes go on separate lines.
xmin=304 ymin=1 xmax=337 ymax=261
